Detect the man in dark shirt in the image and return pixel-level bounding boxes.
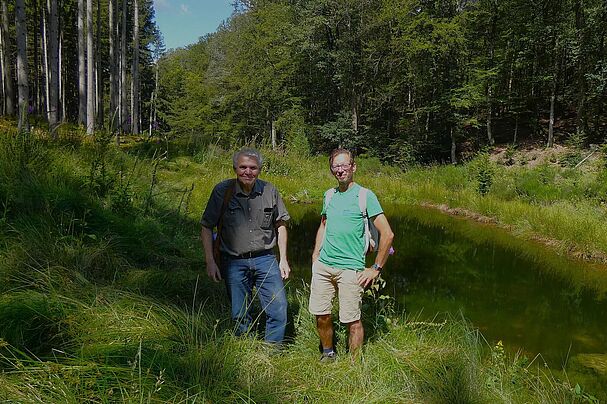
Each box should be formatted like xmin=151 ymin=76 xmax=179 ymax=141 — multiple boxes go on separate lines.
xmin=200 ymin=148 xmax=291 ymax=344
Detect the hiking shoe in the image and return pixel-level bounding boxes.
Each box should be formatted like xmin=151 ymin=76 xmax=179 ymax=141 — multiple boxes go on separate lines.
xmin=320 ymin=351 xmax=336 ymax=363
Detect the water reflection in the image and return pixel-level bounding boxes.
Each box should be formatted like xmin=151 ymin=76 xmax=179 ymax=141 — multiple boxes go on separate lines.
xmin=287 ymin=202 xmax=607 ymax=394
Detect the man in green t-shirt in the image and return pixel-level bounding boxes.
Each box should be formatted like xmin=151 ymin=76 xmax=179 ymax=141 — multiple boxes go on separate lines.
xmin=310 ymin=148 xmax=394 ymax=361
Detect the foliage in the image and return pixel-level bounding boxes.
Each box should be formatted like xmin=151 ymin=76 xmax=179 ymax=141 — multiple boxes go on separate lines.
xmin=470 ymin=152 xmax=494 ymax=196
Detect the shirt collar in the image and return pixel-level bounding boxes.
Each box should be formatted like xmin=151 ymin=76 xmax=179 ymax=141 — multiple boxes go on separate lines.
xmin=235 ymin=179 xmax=263 ymax=196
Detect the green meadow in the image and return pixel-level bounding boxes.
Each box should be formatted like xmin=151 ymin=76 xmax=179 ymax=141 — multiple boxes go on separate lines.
xmin=1 ymin=126 xmax=605 ymax=402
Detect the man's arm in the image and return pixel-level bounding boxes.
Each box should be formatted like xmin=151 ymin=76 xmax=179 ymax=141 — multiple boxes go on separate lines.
xmin=357 ymin=213 xmax=395 ymax=287
xmin=201 ymin=226 xmax=222 ymax=282
xmin=276 ymin=220 xmax=290 ymax=280
xmin=311 ymin=217 xmax=326 ymax=262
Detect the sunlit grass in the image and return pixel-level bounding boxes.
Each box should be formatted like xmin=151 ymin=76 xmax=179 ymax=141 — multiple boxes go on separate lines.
xmin=0 ymin=127 xmax=603 ymax=402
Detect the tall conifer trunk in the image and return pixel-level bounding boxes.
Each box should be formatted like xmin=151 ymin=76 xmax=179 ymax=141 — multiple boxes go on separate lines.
xmin=86 ymin=0 xmax=94 ymax=134
xmin=78 ymin=0 xmax=85 ymax=125
xmin=15 ymin=0 xmax=29 ymax=132
xmin=48 ymin=0 xmax=59 ymax=137
xmin=131 ymin=0 xmax=139 ymax=135
xmin=120 ymin=0 xmax=127 ymax=135
xmin=1 ymin=0 xmax=14 ymax=115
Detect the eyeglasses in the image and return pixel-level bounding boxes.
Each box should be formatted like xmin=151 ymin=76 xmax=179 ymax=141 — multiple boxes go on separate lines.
xmin=331 ymin=163 xmax=352 ymax=171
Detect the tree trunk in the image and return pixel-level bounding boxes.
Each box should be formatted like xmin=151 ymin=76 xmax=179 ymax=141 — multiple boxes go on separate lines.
xmin=32 ymin=0 xmax=39 ymax=113
xmin=148 ymin=61 xmax=158 ymax=138
xmin=450 ymin=127 xmax=457 ymax=165
xmin=48 ymin=0 xmax=59 ymax=137
xmin=60 ymin=30 xmax=65 ymax=120
xmin=271 ymin=118 xmax=276 ymax=149
xmin=78 ymin=0 xmax=85 ymax=125
xmin=109 ymin=0 xmax=117 ymax=134
xmin=120 ymin=0 xmax=127 ymax=135
xmin=0 ymin=12 xmax=4 ymax=115
xmin=15 ymin=0 xmax=29 ymax=132
xmin=86 ymin=0 xmax=94 ymax=134
xmin=1 ymin=0 xmax=14 ymax=115
xmin=547 ymin=39 xmax=559 ymax=148
xmin=486 ymin=85 xmax=494 ymax=145
xmin=96 ymin=0 xmax=103 ymax=128
xmin=42 ymin=7 xmax=49 ymax=120
xmin=131 ymin=0 xmax=139 ymax=135
xmin=574 ymin=0 xmax=587 ymax=138
xmin=351 ymin=91 xmax=358 ymax=133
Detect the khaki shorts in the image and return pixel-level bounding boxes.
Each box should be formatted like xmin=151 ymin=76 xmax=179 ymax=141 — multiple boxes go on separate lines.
xmin=309 ymin=260 xmax=364 ymax=324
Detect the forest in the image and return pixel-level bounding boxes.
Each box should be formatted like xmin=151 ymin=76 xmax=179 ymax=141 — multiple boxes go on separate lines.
xmin=1 ymin=1 xmax=606 ymax=162
xmin=0 ymin=0 xmax=162 ymax=137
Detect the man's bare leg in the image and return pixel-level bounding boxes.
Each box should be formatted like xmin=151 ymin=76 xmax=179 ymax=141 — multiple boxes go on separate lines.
xmin=316 ymin=314 xmax=333 ymax=349
xmin=347 ymin=320 xmax=364 ymax=352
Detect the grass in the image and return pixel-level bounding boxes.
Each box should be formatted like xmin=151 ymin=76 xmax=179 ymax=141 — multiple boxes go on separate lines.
xmin=0 ymin=125 xmax=603 ymax=402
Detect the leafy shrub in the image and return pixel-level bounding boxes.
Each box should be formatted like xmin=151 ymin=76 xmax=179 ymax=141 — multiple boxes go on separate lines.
xmin=469 ymin=153 xmax=494 ymax=196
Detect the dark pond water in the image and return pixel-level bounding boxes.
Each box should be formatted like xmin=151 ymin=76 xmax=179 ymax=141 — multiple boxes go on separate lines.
xmin=287 ymin=203 xmax=607 ymax=397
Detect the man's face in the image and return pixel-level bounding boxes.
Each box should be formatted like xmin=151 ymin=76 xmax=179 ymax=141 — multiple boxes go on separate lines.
xmin=330 ymin=153 xmax=356 ymax=184
xmin=235 ymin=155 xmax=260 ymax=188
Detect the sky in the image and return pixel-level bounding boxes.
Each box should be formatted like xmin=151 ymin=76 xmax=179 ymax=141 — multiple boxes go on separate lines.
xmin=153 ymin=0 xmax=234 ymax=50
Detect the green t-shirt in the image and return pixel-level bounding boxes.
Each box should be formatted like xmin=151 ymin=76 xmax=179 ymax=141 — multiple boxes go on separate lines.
xmin=319 ymin=183 xmax=383 ymax=270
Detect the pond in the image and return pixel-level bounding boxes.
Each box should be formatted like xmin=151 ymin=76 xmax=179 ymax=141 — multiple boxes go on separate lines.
xmin=287 ymin=203 xmax=607 ymax=398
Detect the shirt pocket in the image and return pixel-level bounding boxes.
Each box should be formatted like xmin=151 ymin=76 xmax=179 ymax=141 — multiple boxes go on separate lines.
xmin=224 ymin=207 xmax=243 ymax=227
xmin=261 ymin=207 xmax=274 ymax=229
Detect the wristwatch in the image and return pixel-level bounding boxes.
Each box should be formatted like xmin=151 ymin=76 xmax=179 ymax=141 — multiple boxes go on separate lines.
xmin=371 ymin=263 xmax=382 ymax=272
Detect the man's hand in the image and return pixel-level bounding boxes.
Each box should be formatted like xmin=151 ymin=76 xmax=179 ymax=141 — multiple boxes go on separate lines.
xmin=206 ymin=260 xmax=222 ymax=282
xmin=357 ymin=267 xmax=380 ymax=288
xmin=311 ymin=251 xmax=320 ymax=263
xmin=279 ymin=259 xmax=291 ymax=280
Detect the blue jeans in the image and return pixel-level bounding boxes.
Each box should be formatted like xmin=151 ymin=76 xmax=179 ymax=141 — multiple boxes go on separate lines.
xmin=221 ymin=253 xmax=287 ymax=343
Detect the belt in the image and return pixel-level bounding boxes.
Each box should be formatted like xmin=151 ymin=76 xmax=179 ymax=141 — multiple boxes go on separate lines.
xmin=231 ymin=249 xmax=273 ymax=259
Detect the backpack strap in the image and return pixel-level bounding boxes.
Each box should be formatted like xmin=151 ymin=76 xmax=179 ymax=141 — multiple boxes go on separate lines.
xmin=320 ymin=187 xmax=337 ymax=250
xmin=213 ymin=179 xmax=236 ymax=262
xmin=358 ymin=187 xmax=371 ymax=253
xmin=358 ymin=187 xmax=368 ymax=218
xmin=324 ymin=187 xmax=336 ymax=210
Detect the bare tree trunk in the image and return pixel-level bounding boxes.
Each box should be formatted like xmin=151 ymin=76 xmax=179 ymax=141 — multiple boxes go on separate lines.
xmin=547 ymin=39 xmax=559 ymax=148
xmin=574 ymin=0 xmax=587 ymax=138
xmin=32 ymin=0 xmax=39 ymax=114
xmin=351 ymin=91 xmax=358 ymax=133
xmin=60 ymin=30 xmax=65 ymax=121
xmin=0 ymin=13 xmax=4 ymax=115
xmin=513 ymin=114 xmax=518 ymax=144
xmin=1 ymin=0 xmax=14 ymax=115
xmin=120 ymin=0 xmax=127 ymax=135
xmin=78 ymin=0 xmax=85 ymax=125
xmin=42 ymin=7 xmax=49 ymax=120
xmin=48 ymin=0 xmax=59 ymax=138
xmin=450 ymin=127 xmax=457 ymax=165
xmin=15 ymin=0 xmax=29 ymax=132
xmin=486 ymin=85 xmax=494 ymax=145
xmin=148 ymin=61 xmax=158 ymax=138
xmin=96 ymin=0 xmax=103 ymax=128
xmin=109 ymin=0 xmax=117 ymax=134
xmin=131 ymin=0 xmax=139 ymax=135
xmin=86 ymin=0 xmax=94 ymax=134
xmin=271 ymin=119 xmax=276 ymax=149
xmin=0 ymin=39 xmax=3 ymax=115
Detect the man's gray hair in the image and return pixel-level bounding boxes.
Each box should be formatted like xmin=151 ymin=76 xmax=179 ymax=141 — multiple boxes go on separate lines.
xmin=232 ymin=147 xmax=263 ymax=168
